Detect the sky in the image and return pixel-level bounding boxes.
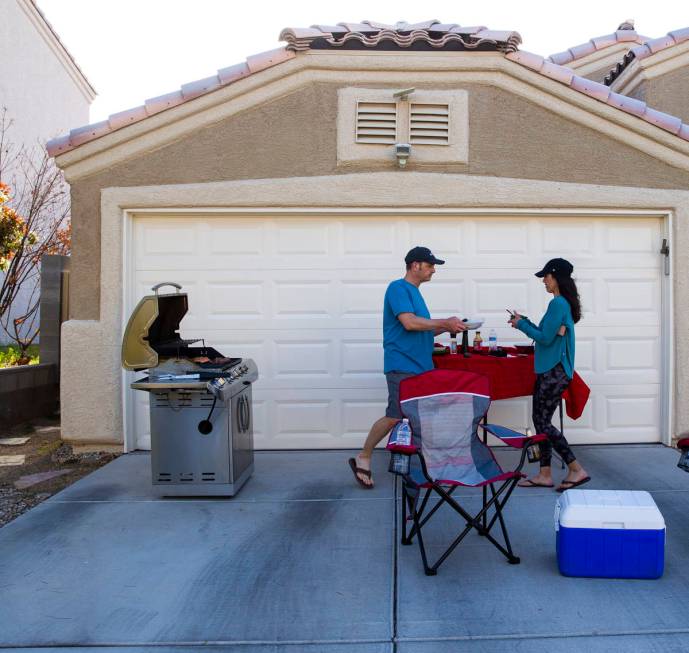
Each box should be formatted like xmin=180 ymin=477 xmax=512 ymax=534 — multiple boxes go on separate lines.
xmin=36 ymin=0 xmax=689 ymax=124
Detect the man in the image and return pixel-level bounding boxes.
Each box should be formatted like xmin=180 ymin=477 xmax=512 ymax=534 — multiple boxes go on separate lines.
xmin=348 ymin=246 xmax=467 ymax=488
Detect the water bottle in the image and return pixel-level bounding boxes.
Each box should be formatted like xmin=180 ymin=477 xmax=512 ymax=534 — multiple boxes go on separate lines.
xmin=388 ymin=419 xmax=412 ymax=476
xmin=488 ymin=329 xmax=498 ymax=351
xmin=391 ymin=418 xmax=412 ymax=446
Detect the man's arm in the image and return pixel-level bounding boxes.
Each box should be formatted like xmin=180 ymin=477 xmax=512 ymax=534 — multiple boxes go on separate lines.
xmin=398 ymin=313 xmax=466 ymax=333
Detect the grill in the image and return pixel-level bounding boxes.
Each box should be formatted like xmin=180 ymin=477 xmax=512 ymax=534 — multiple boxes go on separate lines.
xmin=121 ymin=282 xmax=258 ymax=496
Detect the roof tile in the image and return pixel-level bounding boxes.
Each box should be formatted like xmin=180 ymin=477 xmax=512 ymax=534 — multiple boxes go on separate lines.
xmin=181 ymin=75 xmax=223 ymax=101
xmin=69 ymin=121 xmax=110 ymax=147
xmin=107 ymin=105 xmax=148 ymax=131
xmin=540 ymin=61 xmax=574 ymax=85
xmin=629 ymin=43 xmax=653 ymax=60
xmin=570 ymin=75 xmax=611 ymax=102
xmin=591 ymin=34 xmax=618 ymax=49
xmin=668 ymin=27 xmax=689 ymax=44
xmin=505 ymin=50 xmax=544 ymax=71
xmin=569 ymin=42 xmax=597 ymax=59
xmin=643 ymin=107 xmax=682 ymax=134
xmin=144 ymin=90 xmax=184 ymax=116
xmin=606 ymin=92 xmax=646 ymax=116
xmin=217 ymin=62 xmax=251 ymax=84
xmin=548 ymin=51 xmax=573 ymax=66
xmin=646 ymin=35 xmax=678 ymax=53
xmin=246 ymin=47 xmax=295 ymax=74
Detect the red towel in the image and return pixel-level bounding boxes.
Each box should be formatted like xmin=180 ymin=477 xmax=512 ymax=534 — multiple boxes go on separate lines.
xmin=562 ymin=372 xmax=590 ymax=420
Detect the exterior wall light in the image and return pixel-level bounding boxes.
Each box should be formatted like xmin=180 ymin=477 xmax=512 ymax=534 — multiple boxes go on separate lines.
xmin=395 ymin=143 xmax=412 ymax=168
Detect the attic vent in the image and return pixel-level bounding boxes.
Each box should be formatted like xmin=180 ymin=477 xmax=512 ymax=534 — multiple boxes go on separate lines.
xmin=410 ymin=103 xmax=449 ymax=145
xmin=356 ymin=102 xmax=397 ymax=143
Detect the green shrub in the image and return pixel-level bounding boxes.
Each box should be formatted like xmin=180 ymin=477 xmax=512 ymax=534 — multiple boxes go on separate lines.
xmin=0 ymin=345 xmax=39 ymax=368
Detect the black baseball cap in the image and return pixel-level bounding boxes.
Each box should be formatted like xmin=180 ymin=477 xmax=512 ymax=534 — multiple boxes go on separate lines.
xmin=535 ymin=258 xmax=574 ymax=278
xmin=405 ymin=246 xmax=445 ymax=265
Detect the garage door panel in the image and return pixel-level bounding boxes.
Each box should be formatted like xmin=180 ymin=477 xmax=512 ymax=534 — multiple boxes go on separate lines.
xmin=129 ymin=214 xmax=664 ymax=449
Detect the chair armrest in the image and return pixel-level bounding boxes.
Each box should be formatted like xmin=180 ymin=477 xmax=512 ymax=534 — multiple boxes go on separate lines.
xmin=482 ymin=423 xmax=547 ymax=449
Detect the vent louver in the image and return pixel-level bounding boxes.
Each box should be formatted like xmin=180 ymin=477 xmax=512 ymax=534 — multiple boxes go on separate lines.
xmin=356 ymin=102 xmax=397 ymax=143
xmin=410 ymin=103 xmax=449 ymax=145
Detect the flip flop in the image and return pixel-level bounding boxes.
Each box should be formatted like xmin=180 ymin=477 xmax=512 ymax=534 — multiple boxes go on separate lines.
xmin=556 ymin=476 xmax=591 ymax=493
xmin=518 ymin=479 xmax=555 ymax=488
xmin=348 ymin=458 xmax=374 ymax=489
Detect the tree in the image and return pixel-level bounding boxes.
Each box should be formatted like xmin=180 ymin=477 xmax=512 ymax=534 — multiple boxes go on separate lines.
xmin=0 ymin=108 xmax=71 ymax=361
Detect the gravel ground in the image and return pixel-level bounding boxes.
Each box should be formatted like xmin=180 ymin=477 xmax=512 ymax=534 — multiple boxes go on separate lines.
xmin=0 ymin=416 xmax=120 ymax=528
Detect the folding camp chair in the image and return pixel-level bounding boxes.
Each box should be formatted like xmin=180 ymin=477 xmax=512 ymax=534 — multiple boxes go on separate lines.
xmin=387 ymin=368 xmax=547 ymax=576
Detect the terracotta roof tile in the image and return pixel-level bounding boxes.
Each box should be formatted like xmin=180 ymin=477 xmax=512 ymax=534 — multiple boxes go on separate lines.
xmin=547 ymin=23 xmax=648 ymax=66
xmin=69 ymin=121 xmax=110 ymax=147
xmin=540 ymin=61 xmax=574 ymax=85
xmin=107 ymin=106 xmax=148 ymax=131
xmin=144 ymin=90 xmax=185 ymax=116
xmin=643 ymin=107 xmax=682 ymax=134
xmin=570 ymin=75 xmax=611 ymax=102
xmin=668 ymin=27 xmax=689 ymax=44
xmin=506 ymin=50 xmax=689 ymax=143
xmin=606 ymin=92 xmax=646 ymax=116
xmin=604 ymin=27 xmax=689 ymax=85
xmin=47 ymin=48 xmax=294 ymax=157
xmin=279 ymin=21 xmax=521 ymax=53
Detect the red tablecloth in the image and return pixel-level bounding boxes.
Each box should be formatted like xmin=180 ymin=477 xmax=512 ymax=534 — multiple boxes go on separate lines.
xmin=433 ymin=348 xmax=535 ymax=400
xmin=433 ymin=348 xmax=589 ymax=418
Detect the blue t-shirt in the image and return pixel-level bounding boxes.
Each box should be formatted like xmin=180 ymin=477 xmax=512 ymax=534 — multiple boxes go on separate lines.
xmin=383 ymin=279 xmax=434 ymax=374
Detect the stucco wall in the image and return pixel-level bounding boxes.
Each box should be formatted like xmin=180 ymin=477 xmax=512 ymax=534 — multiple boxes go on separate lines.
xmin=68 ymin=82 xmax=689 ymax=321
xmin=643 ymin=66 xmax=689 ymax=125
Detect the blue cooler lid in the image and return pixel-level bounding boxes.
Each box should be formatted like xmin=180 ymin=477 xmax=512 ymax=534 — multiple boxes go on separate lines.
xmin=555 ymin=489 xmax=665 ymax=531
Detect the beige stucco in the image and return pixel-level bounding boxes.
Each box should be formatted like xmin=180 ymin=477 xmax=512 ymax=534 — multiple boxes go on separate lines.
xmin=610 ymin=42 xmax=689 ymax=122
xmin=54 ymin=49 xmax=689 ymax=450
xmin=66 ymin=77 xmax=689 ymax=323
xmin=60 ymin=172 xmax=689 ymax=449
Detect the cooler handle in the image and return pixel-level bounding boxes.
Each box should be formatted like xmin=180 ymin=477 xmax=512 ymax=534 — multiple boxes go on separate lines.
xmin=152 ymin=282 xmax=182 ymax=295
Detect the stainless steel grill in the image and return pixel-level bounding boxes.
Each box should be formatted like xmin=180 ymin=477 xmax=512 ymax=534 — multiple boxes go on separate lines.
xmin=121 ymin=282 xmax=258 ymax=496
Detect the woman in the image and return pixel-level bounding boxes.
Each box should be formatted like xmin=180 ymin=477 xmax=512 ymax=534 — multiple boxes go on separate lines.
xmin=508 ymin=257 xmax=590 ymax=492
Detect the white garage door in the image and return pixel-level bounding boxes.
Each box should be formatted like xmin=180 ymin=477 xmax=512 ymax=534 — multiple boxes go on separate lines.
xmin=125 ymin=213 xmax=665 ymax=450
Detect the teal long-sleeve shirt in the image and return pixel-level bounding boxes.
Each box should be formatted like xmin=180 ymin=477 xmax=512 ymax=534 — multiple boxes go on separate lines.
xmin=516 ymin=295 xmax=575 ymax=378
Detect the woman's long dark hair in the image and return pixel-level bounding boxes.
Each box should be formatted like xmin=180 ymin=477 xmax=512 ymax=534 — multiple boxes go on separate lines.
xmin=554 ymin=273 xmax=582 ymax=324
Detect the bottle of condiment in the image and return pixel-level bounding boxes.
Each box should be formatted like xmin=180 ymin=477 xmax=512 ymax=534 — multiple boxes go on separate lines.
xmin=473 ymin=331 xmax=483 ymax=351
xmin=450 ymin=333 xmax=458 ymax=354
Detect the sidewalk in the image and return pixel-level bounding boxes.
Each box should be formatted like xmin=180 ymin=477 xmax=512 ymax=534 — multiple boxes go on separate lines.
xmin=1 ymin=445 xmax=689 ymax=652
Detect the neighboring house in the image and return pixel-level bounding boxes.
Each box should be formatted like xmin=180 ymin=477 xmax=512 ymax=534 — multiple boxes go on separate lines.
xmin=0 ymin=0 xmax=94 ymax=344
xmin=548 ymin=21 xmax=649 ymax=84
xmin=605 ymin=27 xmax=689 ymax=124
xmin=48 ymin=20 xmax=689 ymax=454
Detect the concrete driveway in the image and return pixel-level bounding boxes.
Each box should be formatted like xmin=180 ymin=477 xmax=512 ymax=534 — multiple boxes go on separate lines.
xmin=2 ymin=445 xmax=689 ymax=652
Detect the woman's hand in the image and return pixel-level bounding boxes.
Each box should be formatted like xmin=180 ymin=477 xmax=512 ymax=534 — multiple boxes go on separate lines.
xmin=508 ymin=310 xmax=522 ymax=328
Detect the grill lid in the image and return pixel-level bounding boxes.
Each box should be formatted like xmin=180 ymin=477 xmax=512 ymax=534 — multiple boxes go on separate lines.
xmin=122 ymin=282 xmax=188 ymax=371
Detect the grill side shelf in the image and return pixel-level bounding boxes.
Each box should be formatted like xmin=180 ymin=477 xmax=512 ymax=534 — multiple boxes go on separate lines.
xmin=131 ymin=378 xmax=208 ymax=391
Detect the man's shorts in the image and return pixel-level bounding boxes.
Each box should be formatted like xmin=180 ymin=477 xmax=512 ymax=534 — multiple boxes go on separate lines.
xmin=385 ymin=371 xmax=416 ymax=419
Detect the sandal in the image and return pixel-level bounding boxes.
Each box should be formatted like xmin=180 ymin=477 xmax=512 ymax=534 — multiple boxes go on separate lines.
xmin=348 ymin=458 xmax=374 ymax=489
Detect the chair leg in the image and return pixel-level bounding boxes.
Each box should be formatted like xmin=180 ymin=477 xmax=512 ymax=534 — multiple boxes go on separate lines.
xmin=408 ymin=491 xmax=435 ymax=575
xmin=488 ymin=482 xmax=520 ymax=564
xmin=401 ymin=485 xmax=413 ymax=545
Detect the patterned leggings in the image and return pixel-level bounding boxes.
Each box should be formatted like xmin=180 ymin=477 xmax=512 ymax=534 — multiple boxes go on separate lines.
xmin=532 ymin=363 xmax=576 ymax=468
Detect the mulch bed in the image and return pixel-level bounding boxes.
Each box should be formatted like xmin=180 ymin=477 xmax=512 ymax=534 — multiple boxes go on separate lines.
xmin=0 ymin=416 xmax=120 ymax=528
